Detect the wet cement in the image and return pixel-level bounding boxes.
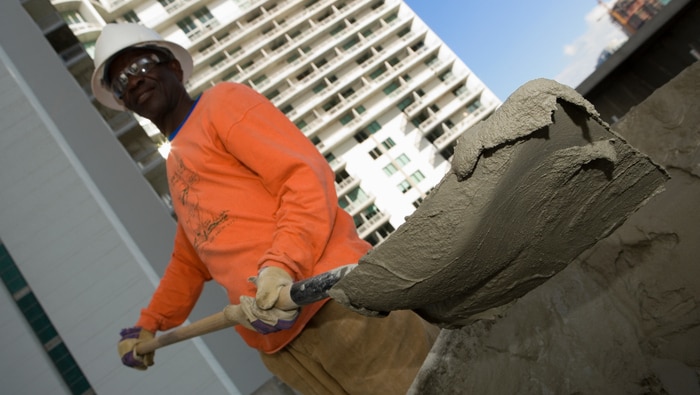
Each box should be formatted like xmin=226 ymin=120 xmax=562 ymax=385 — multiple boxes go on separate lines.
xmin=329 ymin=79 xmax=668 ymax=328
xmin=409 ymin=63 xmax=700 ymax=394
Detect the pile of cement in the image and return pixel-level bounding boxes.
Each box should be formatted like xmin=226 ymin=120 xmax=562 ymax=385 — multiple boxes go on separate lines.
xmin=410 ymin=62 xmax=700 ymax=394
xmin=330 ymin=79 xmax=668 ymax=327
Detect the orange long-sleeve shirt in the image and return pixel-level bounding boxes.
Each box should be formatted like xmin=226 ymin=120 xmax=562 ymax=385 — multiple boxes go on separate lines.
xmin=136 ymin=82 xmax=371 ymax=353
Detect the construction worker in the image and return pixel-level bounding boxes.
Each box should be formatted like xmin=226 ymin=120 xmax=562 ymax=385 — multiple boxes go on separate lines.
xmin=92 ymin=23 xmax=437 ymax=394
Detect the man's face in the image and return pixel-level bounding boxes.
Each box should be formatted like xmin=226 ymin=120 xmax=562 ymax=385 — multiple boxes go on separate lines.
xmin=105 ymin=49 xmax=183 ymax=119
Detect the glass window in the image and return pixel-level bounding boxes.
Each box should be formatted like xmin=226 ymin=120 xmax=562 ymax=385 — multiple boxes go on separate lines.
xmin=383 ymin=81 xmax=400 ymax=95
xmin=340 ymin=113 xmax=355 ymax=125
xmin=410 ymin=170 xmax=425 ymax=183
xmin=396 ymin=153 xmax=410 ymax=166
xmin=397 ymin=96 xmax=414 ymax=111
xmin=398 ymin=180 xmax=411 ymax=193
xmin=381 ymin=138 xmax=395 ymax=150
xmin=123 ymin=10 xmax=140 ymax=23
xmin=60 ymin=11 xmax=84 ymax=25
xmin=383 ymin=163 xmax=397 ymax=176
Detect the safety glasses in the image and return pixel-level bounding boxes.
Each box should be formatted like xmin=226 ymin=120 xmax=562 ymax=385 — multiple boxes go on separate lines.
xmin=105 ymin=54 xmax=169 ymax=100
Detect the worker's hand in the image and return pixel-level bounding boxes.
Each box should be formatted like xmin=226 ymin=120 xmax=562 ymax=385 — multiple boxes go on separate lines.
xmin=239 ymin=295 xmax=298 ymax=334
xmin=253 ymin=266 xmax=294 ymax=309
xmin=117 ymin=327 xmax=155 ymax=371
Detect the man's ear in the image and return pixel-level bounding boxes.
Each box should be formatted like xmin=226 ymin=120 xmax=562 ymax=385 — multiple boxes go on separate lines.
xmin=167 ymin=60 xmax=184 ymax=82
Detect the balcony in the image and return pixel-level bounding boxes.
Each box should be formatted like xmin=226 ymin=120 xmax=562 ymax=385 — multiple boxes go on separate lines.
xmin=335 ymin=174 xmax=360 ymax=196
xmin=357 ymin=211 xmax=389 ymax=238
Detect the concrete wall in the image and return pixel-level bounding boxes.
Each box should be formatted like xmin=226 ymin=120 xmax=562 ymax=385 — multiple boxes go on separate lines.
xmin=0 ymin=1 xmax=271 ymax=394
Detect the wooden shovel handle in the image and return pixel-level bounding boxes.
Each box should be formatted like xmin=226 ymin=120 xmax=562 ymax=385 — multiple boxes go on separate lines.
xmin=133 ymin=264 xmax=357 ymax=356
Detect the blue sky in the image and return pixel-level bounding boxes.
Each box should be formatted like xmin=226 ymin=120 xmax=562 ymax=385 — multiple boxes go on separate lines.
xmin=403 ymin=1 xmax=628 ymax=101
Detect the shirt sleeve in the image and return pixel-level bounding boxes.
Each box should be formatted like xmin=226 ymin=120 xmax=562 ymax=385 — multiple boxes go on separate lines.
xmin=220 ymin=85 xmax=338 ymax=280
xmin=136 ymin=223 xmax=213 ymax=332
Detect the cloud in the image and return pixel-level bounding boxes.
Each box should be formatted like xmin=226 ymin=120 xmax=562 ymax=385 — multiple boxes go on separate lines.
xmin=555 ymin=1 xmax=628 ymax=88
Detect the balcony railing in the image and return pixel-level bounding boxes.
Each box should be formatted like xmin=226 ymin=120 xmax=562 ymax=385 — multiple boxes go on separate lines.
xmin=356 ymin=211 xmax=389 ymax=237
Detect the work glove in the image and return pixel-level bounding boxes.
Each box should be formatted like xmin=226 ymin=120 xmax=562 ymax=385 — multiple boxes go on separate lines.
xmin=239 ymin=295 xmax=299 ymax=334
xmin=118 ymin=327 xmax=155 ymax=370
xmin=253 ymin=266 xmax=294 ymax=309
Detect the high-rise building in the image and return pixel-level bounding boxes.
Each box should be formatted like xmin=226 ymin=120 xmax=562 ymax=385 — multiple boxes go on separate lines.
xmin=53 ymin=0 xmax=501 ymax=245
xmin=1 ymin=0 xmax=499 ymax=393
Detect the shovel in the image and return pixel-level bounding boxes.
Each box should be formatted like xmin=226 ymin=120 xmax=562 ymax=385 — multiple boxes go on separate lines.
xmin=134 ymin=264 xmax=357 ymax=356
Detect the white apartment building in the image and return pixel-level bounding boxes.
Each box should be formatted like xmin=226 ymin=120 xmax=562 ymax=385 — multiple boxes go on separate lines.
xmin=54 ymin=0 xmax=501 ymax=245
xmin=1 ymin=0 xmax=499 ymax=394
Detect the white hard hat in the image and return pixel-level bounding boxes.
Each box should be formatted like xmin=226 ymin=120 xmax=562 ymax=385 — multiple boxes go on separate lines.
xmin=91 ymin=23 xmax=193 ymax=111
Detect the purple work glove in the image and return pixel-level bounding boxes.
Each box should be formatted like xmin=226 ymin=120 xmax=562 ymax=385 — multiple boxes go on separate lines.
xmin=239 ymin=295 xmax=299 ymax=334
xmin=118 ymin=327 xmax=155 ymax=370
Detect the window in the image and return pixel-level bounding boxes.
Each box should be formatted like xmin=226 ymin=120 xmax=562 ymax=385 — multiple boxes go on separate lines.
xmin=158 ymin=0 xmax=176 ymax=6
xmin=177 ymin=8 xmax=216 ymax=38
xmin=383 ymin=81 xmax=400 ymax=95
xmin=340 ymin=113 xmax=355 ymax=125
xmin=356 ymin=51 xmax=372 ymax=65
xmin=410 ymin=170 xmax=425 ymax=183
xmin=322 ymin=97 xmax=340 ymax=112
xmin=411 ymin=111 xmax=429 ymax=127
xmin=397 ymin=27 xmax=411 ymax=38
xmin=370 ymin=66 xmax=387 ymax=80
xmin=425 ymin=55 xmax=439 ymax=67
xmin=296 ymin=68 xmax=313 ymax=81
xmin=439 ymin=70 xmax=454 ymax=82
xmin=398 ymin=180 xmax=412 ymax=193
xmin=354 ymin=121 xmax=381 ymax=143
xmin=313 ymin=81 xmax=327 ymax=93
xmin=335 ymin=169 xmax=351 ymax=185
xmin=397 ymin=96 xmax=414 ymax=111
xmin=295 ymin=120 xmax=308 ymax=130
xmin=194 ymin=7 xmax=214 ymax=23
xmin=353 ymin=204 xmax=380 ymax=227
xmin=369 ymin=147 xmax=382 ymax=159
xmin=310 ymin=136 xmax=322 ymax=146
xmin=178 ymin=17 xmax=198 ymax=35
xmin=270 ymin=37 xmax=287 ymax=51
xmin=381 ymin=138 xmax=395 ymax=150
xmin=123 ymin=10 xmax=140 ymax=23
xmin=338 ymin=187 xmax=369 ymax=209
xmin=341 ymin=87 xmax=356 ymax=99
xmin=280 ymin=104 xmax=294 ymax=115
xmin=466 ymin=100 xmax=482 ymax=114
xmin=383 ymin=163 xmax=397 ymax=176
xmin=412 ymin=197 xmax=424 ymax=208
xmin=364 ymin=222 xmax=395 ymax=246
xmin=60 ymin=10 xmax=84 ymax=25
xmin=343 ymin=36 xmax=360 ymax=50
xmin=453 ymin=84 xmax=468 ymax=97
xmin=367 ymin=121 xmax=381 ymax=134
xmin=396 ymin=153 xmax=410 ymax=166
xmin=252 ymin=75 xmax=268 ymax=86
xmin=330 ymin=24 xmax=345 ymax=36
xmin=223 ymin=70 xmax=239 ymax=81
xmin=265 ymin=89 xmax=280 ymax=101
